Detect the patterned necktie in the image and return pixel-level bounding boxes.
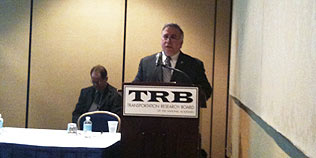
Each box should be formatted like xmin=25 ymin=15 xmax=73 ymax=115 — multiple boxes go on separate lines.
xmin=163 ymin=56 xmax=172 ymax=82
xmin=94 ymin=91 xmax=102 ymax=105
xmin=89 ymin=91 xmax=102 ymax=111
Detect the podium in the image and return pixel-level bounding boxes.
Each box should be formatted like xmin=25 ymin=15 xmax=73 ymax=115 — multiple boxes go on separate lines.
xmin=121 ymin=83 xmax=201 ymax=158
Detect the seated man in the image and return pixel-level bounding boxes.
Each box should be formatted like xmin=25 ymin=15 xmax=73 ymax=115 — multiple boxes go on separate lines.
xmin=72 ymin=65 xmax=122 ymax=123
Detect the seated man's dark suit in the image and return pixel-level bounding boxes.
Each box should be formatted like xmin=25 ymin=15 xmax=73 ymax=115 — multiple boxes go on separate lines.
xmin=134 ymin=51 xmax=212 ymax=104
xmin=72 ymin=84 xmax=122 ymax=123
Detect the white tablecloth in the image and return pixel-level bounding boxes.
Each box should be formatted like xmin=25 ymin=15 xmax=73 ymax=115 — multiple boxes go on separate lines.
xmin=0 ymin=127 xmax=120 ymax=148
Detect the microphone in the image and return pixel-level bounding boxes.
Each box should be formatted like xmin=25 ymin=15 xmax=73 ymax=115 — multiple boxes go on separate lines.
xmin=161 ymin=63 xmax=193 ymax=84
xmin=156 ymin=52 xmax=192 ymax=83
xmin=156 ymin=52 xmax=163 ymax=66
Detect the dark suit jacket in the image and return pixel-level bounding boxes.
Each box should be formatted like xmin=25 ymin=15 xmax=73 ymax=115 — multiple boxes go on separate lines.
xmin=72 ymin=84 xmax=122 ymax=123
xmin=133 ymin=52 xmax=212 ymax=104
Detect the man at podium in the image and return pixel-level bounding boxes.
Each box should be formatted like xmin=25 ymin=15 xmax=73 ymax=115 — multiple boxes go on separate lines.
xmin=133 ymin=23 xmax=212 ymax=105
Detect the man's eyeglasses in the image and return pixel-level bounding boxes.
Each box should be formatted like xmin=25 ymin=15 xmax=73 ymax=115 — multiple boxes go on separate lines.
xmin=162 ymin=35 xmax=181 ymax=41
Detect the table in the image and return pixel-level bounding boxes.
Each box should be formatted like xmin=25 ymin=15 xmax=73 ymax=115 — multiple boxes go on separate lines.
xmin=0 ymin=127 xmax=121 ymax=158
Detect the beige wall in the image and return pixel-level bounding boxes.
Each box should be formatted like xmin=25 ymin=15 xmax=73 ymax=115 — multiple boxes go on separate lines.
xmin=28 ymin=0 xmax=124 ymax=129
xmin=210 ymin=0 xmax=231 ymax=157
xmin=228 ymin=98 xmax=289 ymax=158
xmin=229 ymin=0 xmax=315 ymax=157
xmin=0 ymin=0 xmax=30 ymax=127
xmin=0 ymin=0 xmax=233 ymax=157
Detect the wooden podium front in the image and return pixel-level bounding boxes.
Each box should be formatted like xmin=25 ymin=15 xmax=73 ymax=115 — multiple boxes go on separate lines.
xmin=121 ymin=83 xmax=200 ymax=158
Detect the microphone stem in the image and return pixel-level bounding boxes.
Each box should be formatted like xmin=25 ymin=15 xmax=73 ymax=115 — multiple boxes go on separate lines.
xmin=162 ymin=65 xmax=192 ymax=84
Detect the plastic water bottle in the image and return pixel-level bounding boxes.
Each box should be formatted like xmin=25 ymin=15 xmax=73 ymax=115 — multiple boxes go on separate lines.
xmin=0 ymin=114 xmax=3 ymax=129
xmin=83 ymin=116 xmax=92 ymax=137
xmin=0 ymin=114 xmax=3 ymax=134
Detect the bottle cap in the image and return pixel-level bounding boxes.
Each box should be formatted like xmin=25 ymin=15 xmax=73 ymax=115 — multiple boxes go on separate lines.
xmin=86 ymin=116 xmax=90 ymax=120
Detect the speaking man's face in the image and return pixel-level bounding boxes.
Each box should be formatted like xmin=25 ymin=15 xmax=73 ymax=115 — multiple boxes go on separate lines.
xmin=161 ymin=26 xmax=183 ymax=57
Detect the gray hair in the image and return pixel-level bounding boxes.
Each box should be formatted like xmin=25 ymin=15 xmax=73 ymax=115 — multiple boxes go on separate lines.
xmin=162 ymin=23 xmax=184 ymax=39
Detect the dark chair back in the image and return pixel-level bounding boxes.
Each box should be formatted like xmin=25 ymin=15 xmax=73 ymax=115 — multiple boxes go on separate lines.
xmin=77 ymin=111 xmax=121 ymax=132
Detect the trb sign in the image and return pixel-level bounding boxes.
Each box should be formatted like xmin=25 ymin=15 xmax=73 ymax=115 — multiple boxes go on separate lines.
xmin=123 ymin=84 xmax=198 ymax=118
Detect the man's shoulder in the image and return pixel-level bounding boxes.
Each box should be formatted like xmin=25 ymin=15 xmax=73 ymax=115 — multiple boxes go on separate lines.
xmin=180 ymin=52 xmax=203 ymax=65
xmin=107 ymin=84 xmax=118 ymax=92
xmin=141 ymin=52 xmax=160 ymax=61
xmin=81 ymin=86 xmax=95 ymax=92
xmin=107 ymin=84 xmax=121 ymax=96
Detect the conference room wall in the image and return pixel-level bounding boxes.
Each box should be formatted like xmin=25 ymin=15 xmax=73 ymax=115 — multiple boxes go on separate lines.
xmin=1 ymin=1 xmax=232 ymax=157
xmin=0 ymin=1 xmax=30 ymax=127
xmin=210 ymin=0 xmax=231 ymax=157
xmin=227 ymin=98 xmax=290 ymax=157
xmin=228 ymin=0 xmax=315 ymax=157
xmin=28 ymin=0 xmax=124 ymax=129
xmin=124 ymin=0 xmax=215 ymax=155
